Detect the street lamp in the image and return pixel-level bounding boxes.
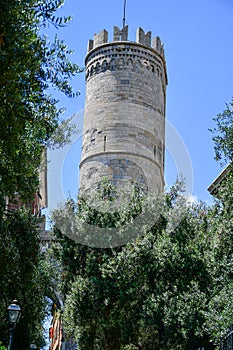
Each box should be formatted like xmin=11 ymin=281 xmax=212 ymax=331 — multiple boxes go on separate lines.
xmin=7 ymin=300 xmax=21 ymax=350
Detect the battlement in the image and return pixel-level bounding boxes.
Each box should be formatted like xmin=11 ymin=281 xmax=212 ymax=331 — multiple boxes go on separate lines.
xmin=87 ymin=26 xmax=164 ymax=57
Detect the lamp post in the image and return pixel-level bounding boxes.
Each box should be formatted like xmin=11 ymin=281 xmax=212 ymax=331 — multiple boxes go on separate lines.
xmin=7 ymin=300 xmax=21 ymax=350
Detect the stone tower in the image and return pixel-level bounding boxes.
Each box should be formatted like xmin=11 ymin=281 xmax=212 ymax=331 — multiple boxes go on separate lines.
xmin=79 ymin=25 xmax=168 ymax=195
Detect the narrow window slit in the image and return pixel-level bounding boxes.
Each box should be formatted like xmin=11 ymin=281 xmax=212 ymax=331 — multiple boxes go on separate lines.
xmin=104 ymin=136 xmax=107 ymax=151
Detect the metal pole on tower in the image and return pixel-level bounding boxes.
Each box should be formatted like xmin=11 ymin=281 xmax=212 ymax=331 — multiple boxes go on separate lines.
xmin=123 ymin=0 xmax=126 ymax=27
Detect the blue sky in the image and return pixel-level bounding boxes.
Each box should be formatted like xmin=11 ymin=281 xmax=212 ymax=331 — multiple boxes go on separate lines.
xmin=47 ymin=0 xmax=233 ymax=211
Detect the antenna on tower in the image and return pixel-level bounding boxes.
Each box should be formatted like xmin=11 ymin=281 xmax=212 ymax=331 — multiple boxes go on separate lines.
xmin=123 ymin=0 xmax=127 ymax=27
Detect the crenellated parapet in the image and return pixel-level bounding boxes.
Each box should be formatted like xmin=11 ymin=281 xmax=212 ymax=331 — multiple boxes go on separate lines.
xmin=87 ymin=29 xmax=108 ymax=52
xmin=85 ymin=42 xmax=168 ymax=88
xmin=136 ymin=27 xmax=151 ymax=47
xmin=87 ymin=26 xmax=165 ymax=58
xmin=113 ymin=25 xmax=128 ymax=41
xmin=152 ymin=36 xmax=164 ymax=57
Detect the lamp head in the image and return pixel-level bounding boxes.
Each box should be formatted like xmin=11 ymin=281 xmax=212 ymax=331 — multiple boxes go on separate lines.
xmin=7 ymin=300 xmax=21 ymax=325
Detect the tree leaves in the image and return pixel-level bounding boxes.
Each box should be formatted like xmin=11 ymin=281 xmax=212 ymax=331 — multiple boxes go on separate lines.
xmin=210 ymin=98 xmax=233 ymax=165
xmin=0 ymin=0 xmax=82 ymax=200
xmin=0 ymin=206 xmax=52 ymax=349
xmin=52 ymin=184 xmax=218 ymax=349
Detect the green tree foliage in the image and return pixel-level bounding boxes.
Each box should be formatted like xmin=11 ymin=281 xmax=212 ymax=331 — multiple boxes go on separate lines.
xmin=0 ymin=342 xmax=6 ymax=350
xmin=205 ymin=98 xmax=233 ymax=343
xmin=210 ymin=98 xmax=233 ymax=164
xmin=52 ymin=183 xmax=218 ymax=350
xmin=0 ymin=203 xmax=53 ymax=350
xmin=0 ymin=0 xmax=81 ymax=200
xmin=0 ymin=0 xmax=81 ymax=348
xmin=204 ymin=171 xmax=233 ymax=344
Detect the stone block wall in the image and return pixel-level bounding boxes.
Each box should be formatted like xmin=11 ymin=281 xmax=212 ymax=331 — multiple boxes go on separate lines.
xmin=79 ymin=26 xmax=167 ymax=195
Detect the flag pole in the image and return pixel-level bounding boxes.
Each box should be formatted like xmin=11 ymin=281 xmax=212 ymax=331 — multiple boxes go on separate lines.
xmin=123 ymin=0 xmax=127 ymax=27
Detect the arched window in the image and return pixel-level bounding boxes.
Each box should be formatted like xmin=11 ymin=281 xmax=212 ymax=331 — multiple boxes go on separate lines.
xmin=144 ymin=61 xmax=149 ymax=70
xmin=102 ymin=60 xmax=108 ymax=72
xmin=117 ymin=58 xmax=124 ymax=69
xmin=127 ymin=58 xmax=133 ymax=67
xmin=95 ymin=62 xmax=100 ymax=74
xmin=110 ymin=59 xmax=116 ymax=71
xmin=135 ymin=60 xmax=141 ymax=72
xmin=90 ymin=65 xmax=94 ymax=76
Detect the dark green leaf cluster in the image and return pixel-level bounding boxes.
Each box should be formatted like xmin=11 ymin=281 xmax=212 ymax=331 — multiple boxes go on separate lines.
xmin=0 ymin=202 xmax=52 ymax=349
xmin=204 ymin=170 xmax=233 ymax=343
xmin=0 ymin=1 xmax=81 ymax=348
xmin=52 ymin=182 xmax=149 ymax=248
xmin=52 ymin=182 xmax=223 ymax=350
xmin=0 ymin=0 xmax=82 ymax=200
xmin=210 ymin=98 xmax=233 ymax=165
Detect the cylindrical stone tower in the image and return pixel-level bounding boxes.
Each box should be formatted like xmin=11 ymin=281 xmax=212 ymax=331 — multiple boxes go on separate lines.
xmin=79 ymin=25 xmax=168 ymax=195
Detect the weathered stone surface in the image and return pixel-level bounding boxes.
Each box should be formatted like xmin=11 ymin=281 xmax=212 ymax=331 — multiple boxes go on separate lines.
xmin=79 ymin=27 xmax=167 ymax=195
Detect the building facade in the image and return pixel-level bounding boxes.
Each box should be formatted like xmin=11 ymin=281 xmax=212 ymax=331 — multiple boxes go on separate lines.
xmin=208 ymin=164 xmax=232 ymax=198
xmin=79 ymin=25 xmax=168 ymax=195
